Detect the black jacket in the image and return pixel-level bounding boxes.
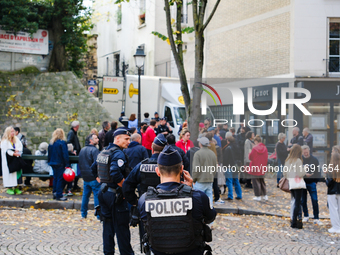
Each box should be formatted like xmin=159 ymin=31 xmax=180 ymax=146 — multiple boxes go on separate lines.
xmin=290 ymin=135 xmax=304 ymax=147
xmin=67 ymin=128 xmax=81 ymax=155
xmin=78 ymin=143 xmax=100 ymax=182
xmin=169 ymin=144 xmax=190 ymax=170
xmin=326 ymin=177 xmax=340 ymax=195
xmin=276 ymin=142 xmax=288 ymax=164
xmin=222 ymin=142 xmax=236 ymax=167
xmin=237 ymin=133 xmax=246 ymax=164
xmin=104 ymin=129 xmax=116 ymax=147
xmin=302 ymin=155 xmax=320 ymax=184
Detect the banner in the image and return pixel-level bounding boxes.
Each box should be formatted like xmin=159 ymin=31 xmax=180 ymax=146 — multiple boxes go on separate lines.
xmin=0 ymin=29 xmax=49 ymax=55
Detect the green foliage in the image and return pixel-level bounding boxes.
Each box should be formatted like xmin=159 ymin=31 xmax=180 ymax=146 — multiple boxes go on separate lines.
xmin=0 ymin=66 xmax=40 ymax=75
xmin=0 ymin=0 xmax=51 ymax=35
xmin=152 ymin=31 xmax=168 ymax=41
xmin=114 ymin=0 xmax=129 ymax=3
xmin=182 ymin=26 xmax=194 ymax=34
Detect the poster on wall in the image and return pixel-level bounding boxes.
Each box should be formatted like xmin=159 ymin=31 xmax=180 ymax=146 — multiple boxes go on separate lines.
xmin=0 ymin=29 xmax=49 ymax=55
xmin=310 ymin=115 xmax=327 ymax=130
xmin=313 ymin=131 xmax=328 ymax=147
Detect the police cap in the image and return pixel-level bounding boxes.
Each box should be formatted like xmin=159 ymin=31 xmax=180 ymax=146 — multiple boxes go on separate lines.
xmin=207 ymin=127 xmax=215 ymax=132
xmin=158 ymin=145 xmax=182 ymax=166
xmin=153 ymin=134 xmax=167 ymax=147
xmin=113 ymin=127 xmax=131 ymax=138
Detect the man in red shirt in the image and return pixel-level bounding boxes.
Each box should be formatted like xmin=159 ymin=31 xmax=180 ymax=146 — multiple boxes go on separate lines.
xmin=143 ymin=120 xmax=157 ymax=157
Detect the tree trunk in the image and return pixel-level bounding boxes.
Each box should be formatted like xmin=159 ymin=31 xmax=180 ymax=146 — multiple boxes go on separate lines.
xmin=49 ymin=3 xmax=67 ymax=72
xmin=163 ymin=0 xmax=190 ymax=119
xmin=189 ymin=30 xmax=204 ymax=142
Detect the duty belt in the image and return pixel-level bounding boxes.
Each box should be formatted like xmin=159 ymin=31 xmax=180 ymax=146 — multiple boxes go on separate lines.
xmin=107 ymin=187 xmax=116 ymax=193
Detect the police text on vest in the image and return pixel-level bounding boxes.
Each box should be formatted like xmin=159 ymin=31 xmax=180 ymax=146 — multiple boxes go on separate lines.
xmin=145 ymin=198 xmax=193 ymax=217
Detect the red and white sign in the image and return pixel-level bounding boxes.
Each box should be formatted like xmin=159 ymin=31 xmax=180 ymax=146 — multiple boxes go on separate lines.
xmin=0 ymin=29 xmax=49 ymax=55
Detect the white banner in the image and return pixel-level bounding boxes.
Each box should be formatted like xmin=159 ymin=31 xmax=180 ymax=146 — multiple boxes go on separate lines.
xmin=0 ymin=29 xmax=49 ymax=55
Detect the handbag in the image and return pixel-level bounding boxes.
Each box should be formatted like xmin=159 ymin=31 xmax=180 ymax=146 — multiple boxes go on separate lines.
xmin=288 ymin=176 xmax=306 ymax=190
xmin=279 ymin=177 xmax=290 ymax=193
xmin=6 ymin=149 xmax=27 ymax=174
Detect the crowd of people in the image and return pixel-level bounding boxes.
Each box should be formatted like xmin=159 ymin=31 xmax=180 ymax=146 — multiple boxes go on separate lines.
xmin=2 ymin=113 xmax=340 ymax=253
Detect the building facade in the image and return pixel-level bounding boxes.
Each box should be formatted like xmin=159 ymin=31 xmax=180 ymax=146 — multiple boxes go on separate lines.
xmin=204 ymin=0 xmax=340 ymax=164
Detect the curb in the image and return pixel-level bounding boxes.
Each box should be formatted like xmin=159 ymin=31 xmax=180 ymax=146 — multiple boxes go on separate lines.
xmin=0 ymin=199 xmax=330 ymax=219
xmin=0 ymin=199 xmax=94 ymax=210
xmin=215 ymin=207 xmax=330 ymax=219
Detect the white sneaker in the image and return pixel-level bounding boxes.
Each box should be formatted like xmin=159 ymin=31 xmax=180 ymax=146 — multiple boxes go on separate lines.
xmin=262 ymin=195 xmax=268 ymax=201
xmin=302 ymin=217 xmax=309 ymax=223
xmin=313 ymin=219 xmax=323 ymax=225
xmin=253 ymin=196 xmax=261 ymax=201
xmin=328 ymin=228 xmax=340 ymax=233
xmin=214 ymin=199 xmax=225 ymax=205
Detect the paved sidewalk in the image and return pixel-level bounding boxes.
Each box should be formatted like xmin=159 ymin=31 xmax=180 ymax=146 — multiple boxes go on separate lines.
xmin=0 ymin=177 xmax=330 ymax=218
xmin=0 ymin=208 xmax=338 ymax=255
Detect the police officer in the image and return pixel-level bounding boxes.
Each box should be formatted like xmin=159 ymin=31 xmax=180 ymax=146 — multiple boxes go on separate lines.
xmin=91 ymin=127 xmax=134 ymax=255
xmin=123 ymin=134 xmax=167 ymax=252
xmin=156 ymin=118 xmax=172 ymax=135
xmin=138 ymin=146 xmax=216 ymax=255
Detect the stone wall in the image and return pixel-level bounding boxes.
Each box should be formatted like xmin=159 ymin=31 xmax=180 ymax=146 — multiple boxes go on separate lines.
xmin=0 ymin=71 xmax=111 ymax=153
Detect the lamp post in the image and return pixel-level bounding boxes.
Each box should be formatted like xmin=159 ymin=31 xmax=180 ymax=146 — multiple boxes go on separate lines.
xmin=134 ymin=46 xmax=146 ymax=128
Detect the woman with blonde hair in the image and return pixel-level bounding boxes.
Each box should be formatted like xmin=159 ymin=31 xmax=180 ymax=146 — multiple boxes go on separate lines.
xmin=1 ymin=126 xmax=23 ymax=195
xmin=326 ymin=145 xmax=340 ymax=233
xmin=283 ymin=144 xmax=308 ymax=229
xmin=176 ymin=129 xmax=193 ymax=153
xmin=48 ymin=128 xmax=70 ymax=201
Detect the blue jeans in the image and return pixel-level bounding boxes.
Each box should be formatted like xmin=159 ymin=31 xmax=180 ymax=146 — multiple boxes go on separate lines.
xmin=81 ymin=180 xmax=101 ymax=218
xmin=194 ymin=182 xmax=213 ymax=206
xmin=300 ymin=182 xmax=319 ymax=219
xmin=225 ymin=171 xmax=242 ymax=199
xmin=52 ymin=165 xmax=65 ymax=199
xmin=277 ymin=159 xmax=284 ymax=184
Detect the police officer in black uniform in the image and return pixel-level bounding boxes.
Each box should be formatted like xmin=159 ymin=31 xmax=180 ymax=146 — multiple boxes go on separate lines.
xmin=156 ymin=118 xmax=172 ymax=135
xmin=122 ymin=134 xmax=167 ymax=252
xmin=138 ymin=146 xmax=216 ymax=255
xmin=91 ymin=127 xmax=134 ymax=255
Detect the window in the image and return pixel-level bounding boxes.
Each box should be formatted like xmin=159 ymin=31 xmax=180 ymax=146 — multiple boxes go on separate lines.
xmin=181 ymin=0 xmax=188 ymax=24
xmin=139 ymin=0 xmax=146 ymax=25
xmin=329 ymin=19 xmax=340 ymax=73
xmin=116 ymin=5 xmax=122 ymax=26
xmin=164 ymin=106 xmax=174 ymax=127
xmin=114 ymin=54 xmax=120 ymax=76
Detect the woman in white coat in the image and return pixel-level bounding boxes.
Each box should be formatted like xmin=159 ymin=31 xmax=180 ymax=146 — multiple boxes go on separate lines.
xmin=1 ymin=126 xmax=23 ymax=195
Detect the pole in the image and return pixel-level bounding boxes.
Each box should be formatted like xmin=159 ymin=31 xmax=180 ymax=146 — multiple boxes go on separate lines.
xmin=138 ymin=67 xmax=141 ymax=128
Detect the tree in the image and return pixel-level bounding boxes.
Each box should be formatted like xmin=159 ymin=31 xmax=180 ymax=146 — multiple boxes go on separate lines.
xmin=166 ymin=0 xmax=221 ymax=141
xmin=115 ymin=0 xmax=220 ymax=140
xmin=0 ymin=0 xmax=92 ymax=77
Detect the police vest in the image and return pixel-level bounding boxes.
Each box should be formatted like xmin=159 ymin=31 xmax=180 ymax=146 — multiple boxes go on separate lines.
xmin=144 ymin=184 xmax=204 ymax=254
xmin=97 ymin=147 xmax=131 ymax=183
xmin=139 ymin=158 xmax=160 ymax=194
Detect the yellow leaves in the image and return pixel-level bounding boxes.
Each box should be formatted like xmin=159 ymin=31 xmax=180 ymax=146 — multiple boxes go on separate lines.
xmin=35 ymin=200 xmax=44 ymax=204
xmin=30 ymin=206 xmax=34 ymax=209
xmin=6 ymin=94 xmax=16 ymax=102
xmin=166 ymin=38 xmax=170 ymax=45
xmin=43 ymin=231 xmax=47 ymax=234
xmin=171 ymin=18 xmax=175 ymax=25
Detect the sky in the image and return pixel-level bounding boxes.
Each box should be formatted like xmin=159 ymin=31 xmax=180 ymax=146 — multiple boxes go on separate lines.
xmin=83 ymin=0 xmax=93 ymax=8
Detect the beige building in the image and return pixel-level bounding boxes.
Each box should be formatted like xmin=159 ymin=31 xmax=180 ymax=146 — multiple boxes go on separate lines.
xmin=205 ymin=0 xmax=340 ymax=79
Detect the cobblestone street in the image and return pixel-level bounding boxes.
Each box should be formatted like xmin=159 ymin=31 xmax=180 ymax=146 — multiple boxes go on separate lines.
xmin=1 ymin=208 xmax=340 ymax=255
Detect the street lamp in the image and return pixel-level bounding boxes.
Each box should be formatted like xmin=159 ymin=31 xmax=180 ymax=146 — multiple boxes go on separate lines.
xmin=134 ymin=46 xmax=146 ymax=128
